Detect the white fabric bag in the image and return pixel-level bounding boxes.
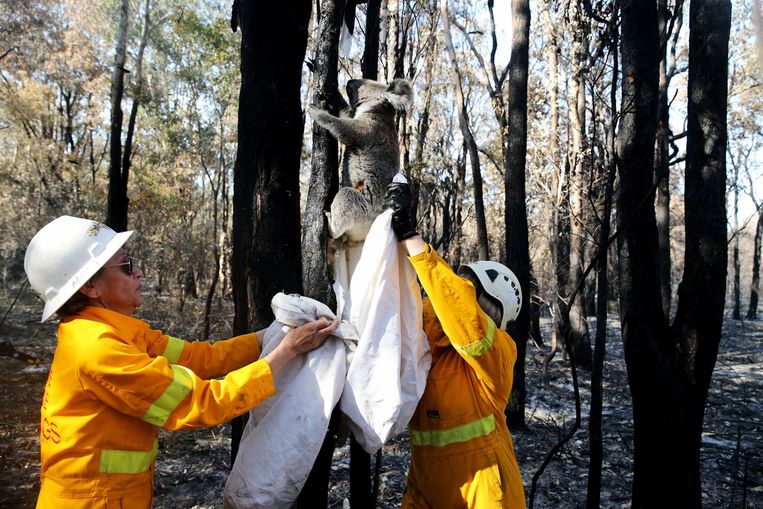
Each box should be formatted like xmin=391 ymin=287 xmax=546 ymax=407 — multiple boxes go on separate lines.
xmin=223 ymin=294 xmax=357 ymax=509
xmin=338 ymin=209 xmax=431 ymax=454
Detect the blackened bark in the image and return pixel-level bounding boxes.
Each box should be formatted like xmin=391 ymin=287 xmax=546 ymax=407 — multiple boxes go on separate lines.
xmin=617 ymin=1 xmax=670 ymax=505
xmin=105 ymin=0 xmax=129 ymax=231
xmin=362 ymin=0 xmax=382 ymax=79
xmin=617 ymin=0 xmax=730 ymax=506
xmin=504 ymin=0 xmax=531 ymax=429
xmin=733 ymin=162 xmax=741 ymax=319
xmin=120 ymin=0 xmax=151 ymax=235
xmin=230 ymin=0 xmax=311 ymax=466
xmin=747 ymin=210 xmax=762 ymax=319
xmin=668 ymin=0 xmax=729 ymax=498
xmin=586 ymin=25 xmax=618 ymax=509
xmin=302 ymin=0 xmax=342 ymax=315
xmin=655 ymin=0 xmax=672 ymax=320
xmin=299 ymin=1 xmax=343 ymax=505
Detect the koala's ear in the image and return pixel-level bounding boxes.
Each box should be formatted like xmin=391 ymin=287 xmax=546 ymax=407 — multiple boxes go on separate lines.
xmin=385 ymin=79 xmax=413 ymax=112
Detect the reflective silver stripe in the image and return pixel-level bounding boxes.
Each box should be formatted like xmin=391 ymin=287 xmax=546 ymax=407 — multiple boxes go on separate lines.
xmin=455 ymin=317 xmax=496 ymax=358
xmin=142 ymin=364 xmax=193 ymax=427
xmin=99 ymin=439 xmax=158 ymax=474
xmin=410 ymin=414 xmax=496 ymax=447
xmin=162 ymin=336 xmax=186 ymax=364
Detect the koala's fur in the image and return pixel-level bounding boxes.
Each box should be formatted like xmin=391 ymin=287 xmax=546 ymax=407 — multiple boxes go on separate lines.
xmin=307 ymin=78 xmax=412 ymax=243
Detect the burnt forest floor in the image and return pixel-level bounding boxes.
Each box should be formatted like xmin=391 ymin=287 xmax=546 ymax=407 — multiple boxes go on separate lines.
xmin=0 ymin=290 xmax=761 ymax=508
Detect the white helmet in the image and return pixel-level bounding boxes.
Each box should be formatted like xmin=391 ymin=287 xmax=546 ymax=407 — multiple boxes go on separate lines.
xmin=24 ymin=216 xmax=133 ymax=322
xmin=458 ymin=261 xmax=522 ymax=329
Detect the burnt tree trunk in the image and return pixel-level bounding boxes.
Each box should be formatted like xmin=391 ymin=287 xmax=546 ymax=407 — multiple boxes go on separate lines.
xmin=230 ymin=0 xmax=311 ymax=466
xmin=105 ymin=0 xmax=129 ymax=231
xmin=617 ymin=0 xmax=730 ymax=505
xmin=654 ymin=0 xmax=675 ymax=320
xmin=732 ymin=162 xmax=741 ymax=319
xmin=119 ymin=0 xmax=151 ymax=233
xmin=586 ymin=23 xmax=618 ymax=508
xmin=362 ymin=0 xmax=382 ymax=79
xmin=504 ymin=0 xmax=531 ymax=430
xmin=298 ymin=1 xmax=343 ymax=506
xmin=747 ymin=209 xmax=762 ymax=319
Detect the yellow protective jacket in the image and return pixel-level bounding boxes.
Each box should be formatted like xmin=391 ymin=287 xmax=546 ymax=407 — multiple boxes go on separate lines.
xmin=403 ymin=246 xmax=526 ymax=508
xmin=37 ymin=306 xmax=275 ymax=508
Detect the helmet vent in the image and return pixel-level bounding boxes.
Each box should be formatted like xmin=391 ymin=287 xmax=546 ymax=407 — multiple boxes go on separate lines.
xmin=485 ymin=269 xmax=500 ymax=282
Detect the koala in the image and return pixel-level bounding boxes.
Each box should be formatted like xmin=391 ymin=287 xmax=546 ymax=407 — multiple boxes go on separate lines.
xmin=307 ymin=78 xmax=413 ymax=243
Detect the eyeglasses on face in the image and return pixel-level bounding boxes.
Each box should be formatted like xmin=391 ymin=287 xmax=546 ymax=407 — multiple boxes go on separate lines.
xmin=103 ymin=256 xmax=138 ymax=276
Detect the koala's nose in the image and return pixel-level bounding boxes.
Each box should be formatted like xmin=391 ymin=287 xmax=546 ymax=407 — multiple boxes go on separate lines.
xmin=346 ymin=79 xmax=360 ymax=94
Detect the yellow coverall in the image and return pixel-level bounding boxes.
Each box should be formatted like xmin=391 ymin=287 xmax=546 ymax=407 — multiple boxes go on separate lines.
xmin=36 ymin=306 xmax=275 ymax=508
xmin=402 ymin=246 xmax=526 ymax=508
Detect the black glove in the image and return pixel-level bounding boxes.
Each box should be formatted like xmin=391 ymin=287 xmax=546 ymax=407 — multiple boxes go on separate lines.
xmin=384 ymin=182 xmax=418 ymax=241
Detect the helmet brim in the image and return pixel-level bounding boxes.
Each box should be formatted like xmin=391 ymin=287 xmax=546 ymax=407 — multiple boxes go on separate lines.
xmin=39 ymin=230 xmax=134 ymax=322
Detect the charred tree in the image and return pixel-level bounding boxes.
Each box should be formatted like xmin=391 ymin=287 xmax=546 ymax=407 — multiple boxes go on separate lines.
xmin=299 ymin=1 xmax=343 ymax=506
xmin=504 ymin=0 xmax=531 ymax=429
xmin=587 ymin=19 xmax=618 ymax=508
xmin=654 ymin=0 xmax=684 ymax=320
xmin=230 ymin=0 xmax=311 ymax=466
xmin=617 ymin=0 xmax=730 ymax=505
xmin=105 ymin=0 xmax=129 ymax=231
xmin=747 ymin=209 xmax=763 ymax=319
xmin=362 ymin=0 xmax=382 ymax=79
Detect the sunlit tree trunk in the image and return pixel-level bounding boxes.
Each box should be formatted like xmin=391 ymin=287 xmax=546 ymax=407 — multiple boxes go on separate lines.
xmin=563 ymin=0 xmax=593 ymax=370
xmin=441 ymin=0 xmax=489 ymax=260
xmin=540 ymin=0 xmax=567 ymax=385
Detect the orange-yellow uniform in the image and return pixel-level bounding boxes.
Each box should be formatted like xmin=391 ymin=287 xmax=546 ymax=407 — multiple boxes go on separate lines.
xmin=402 ymin=246 xmax=526 ymax=508
xmin=36 ymin=306 xmax=276 ymax=508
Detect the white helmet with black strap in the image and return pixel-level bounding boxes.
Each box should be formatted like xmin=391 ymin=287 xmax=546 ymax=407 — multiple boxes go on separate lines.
xmin=24 ymin=216 xmax=133 ymax=322
xmin=457 ymin=261 xmax=522 ymax=330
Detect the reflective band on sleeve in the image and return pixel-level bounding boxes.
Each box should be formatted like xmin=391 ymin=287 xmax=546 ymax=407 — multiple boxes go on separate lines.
xmin=455 ymin=317 xmax=496 ymax=358
xmin=162 ymin=336 xmax=186 ymax=364
xmin=410 ymin=414 xmax=496 ymax=447
xmin=99 ymin=439 xmax=158 ymax=474
xmin=142 ymin=365 xmax=193 ymax=427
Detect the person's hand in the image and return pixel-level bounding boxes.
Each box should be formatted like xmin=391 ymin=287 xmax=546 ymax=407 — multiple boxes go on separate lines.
xmin=282 ymin=317 xmax=340 ymax=355
xmin=265 ymin=317 xmax=340 ymax=375
xmin=384 ymin=182 xmax=418 ymax=241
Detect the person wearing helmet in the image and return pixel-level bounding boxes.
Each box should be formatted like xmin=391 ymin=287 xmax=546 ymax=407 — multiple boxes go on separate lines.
xmin=25 ymin=216 xmax=339 ymax=509
xmin=384 ymin=183 xmax=526 ymax=508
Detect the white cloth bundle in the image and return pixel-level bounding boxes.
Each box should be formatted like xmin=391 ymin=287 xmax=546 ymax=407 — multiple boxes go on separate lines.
xmin=338 ymin=210 xmax=431 ymax=454
xmin=224 ymin=204 xmax=431 ymax=508
xmin=223 ymin=294 xmax=357 ymax=509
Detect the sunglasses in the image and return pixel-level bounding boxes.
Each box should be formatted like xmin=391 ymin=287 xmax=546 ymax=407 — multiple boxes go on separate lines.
xmin=103 ymin=256 xmax=138 ymax=276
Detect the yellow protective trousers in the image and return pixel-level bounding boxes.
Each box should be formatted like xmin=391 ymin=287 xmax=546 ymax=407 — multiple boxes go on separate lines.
xmin=403 ymin=246 xmax=526 ymax=508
